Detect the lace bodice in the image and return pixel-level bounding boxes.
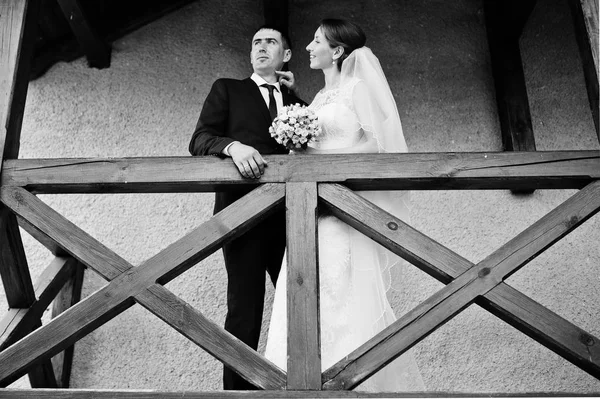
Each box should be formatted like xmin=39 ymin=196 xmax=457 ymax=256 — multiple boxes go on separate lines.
xmin=308 ymin=78 xmax=366 ymax=150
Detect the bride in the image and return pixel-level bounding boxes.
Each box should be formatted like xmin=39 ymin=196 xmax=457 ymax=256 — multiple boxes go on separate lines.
xmin=265 ymin=19 xmax=425 ymax=391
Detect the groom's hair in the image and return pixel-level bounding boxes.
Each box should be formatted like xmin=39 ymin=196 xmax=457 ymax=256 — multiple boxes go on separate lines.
xmin=254 ymin=24 xmax=292 ymax=50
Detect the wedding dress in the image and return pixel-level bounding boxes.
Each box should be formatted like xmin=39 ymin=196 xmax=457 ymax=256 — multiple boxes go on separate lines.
xmin=264 ymin=48 xmax=425 ymax=392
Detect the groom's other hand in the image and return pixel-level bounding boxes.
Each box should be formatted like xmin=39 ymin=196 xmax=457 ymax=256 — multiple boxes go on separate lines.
xmin=228 ymin=142 xmax=268 ymax=179
xmin=276 ymin=71 xmax=296 ymax=92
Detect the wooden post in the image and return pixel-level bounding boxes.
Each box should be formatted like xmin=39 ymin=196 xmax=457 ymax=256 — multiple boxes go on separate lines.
xmin=285 ymin=182 xmax=321 ymax=390
xmin=484 ymin=0 xmax=537 ymax=153
xmin=484 ymin=0 xmax=537 ymax=194
xmin=568 ymin=0 xmax=599 ymax=139
xmin=0 ymin=0 xmax=59 ymax=388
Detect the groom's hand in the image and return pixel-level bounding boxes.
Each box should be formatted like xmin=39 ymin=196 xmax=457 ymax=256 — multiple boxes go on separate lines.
xmin=228 ymin=142 xmax=267 ymax=179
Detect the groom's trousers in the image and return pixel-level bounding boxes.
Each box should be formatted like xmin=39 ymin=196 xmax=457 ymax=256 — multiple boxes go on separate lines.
xmin=216 ymin=188 xmax=286 ymax=390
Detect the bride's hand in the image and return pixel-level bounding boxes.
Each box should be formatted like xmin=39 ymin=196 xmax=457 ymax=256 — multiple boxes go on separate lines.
xmin=276 ymin=71 xmax=297 ymax=92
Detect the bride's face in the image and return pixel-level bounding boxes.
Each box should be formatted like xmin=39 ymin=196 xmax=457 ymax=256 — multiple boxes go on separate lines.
xmin=306 ymin=27 xmax=338 ymax=70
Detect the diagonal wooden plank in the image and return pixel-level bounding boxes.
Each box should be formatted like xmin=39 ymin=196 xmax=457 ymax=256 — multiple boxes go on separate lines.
xmin=0 ymin=257 xmax=77 ymax=350
xmin=136 ymin=285 xmax=286 ymax=390
xmin=320 ymin=184 xmax=600 ymax=376
xmin=51 ymin=259 xmax=85 ymax=388
xmin=0 ymin=257 xmax=74 ymax=389
xmin=319 ymin=184 xmax=600 ymax=375
xmin=319 ymin=181 xmax=600 ymax=388
xmin=0 ymin=208 xmax=34 ymax=307
xmin=286 ymin=182 xmax=321 ymax=389
xmin=2 ymin=151 xmax=600 ymax=193
xmin=0 ymin=184 xmax=285 ymax=387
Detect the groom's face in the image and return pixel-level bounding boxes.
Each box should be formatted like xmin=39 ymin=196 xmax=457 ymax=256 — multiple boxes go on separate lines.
xmin=250 ymin=29 xmax=291 ymax=75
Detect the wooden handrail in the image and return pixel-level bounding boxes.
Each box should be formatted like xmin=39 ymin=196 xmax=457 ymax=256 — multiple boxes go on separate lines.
xmin=1 ymin=151 xmax=599 ymax=193
xmin=0 ymin=153 xmax=599 ymax=391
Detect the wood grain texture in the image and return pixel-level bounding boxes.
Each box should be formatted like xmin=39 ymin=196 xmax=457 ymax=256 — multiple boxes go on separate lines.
xmin=0 ymin=184 xmax=285 ymax=387
xmin=568 ymin=0 xmax=599 ymax=136
xmin=0 ymin=0 xmax=39 ymax=164
xmin=319 ymin=182 xmax=600 ymax=387
xmin=320 ymin=183 xmax=600 ymax=380
xmin=285 ymin=182 xmax=321 ymax=389
xmin=2 ymin=151 xmax=599 ymax=193
xmin=0 ymin=208 xmax=34 ymax=307
xmin=0 ymin=257 xmax=76 ymax=350
xmin=51 ymin=260 xmax=84 ymax=388
xmin=1 ymin=186 xmax=132 ymax=280
xmin=6 ymin=388 xmax=579 ymax=398
xmin=0 ymin=257 xmax=75 ymax=389
xmin=136 ymin=285 xmax=286 ymax=390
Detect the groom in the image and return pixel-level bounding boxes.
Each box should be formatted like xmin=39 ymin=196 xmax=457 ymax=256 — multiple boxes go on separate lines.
xmin=189 ymin=25 xmax=305 ymax=390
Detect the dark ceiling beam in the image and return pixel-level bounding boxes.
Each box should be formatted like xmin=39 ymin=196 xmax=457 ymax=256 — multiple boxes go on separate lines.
xmin=56 ymin=0 xmax=111 ymax=69
xmin=568 ymin=0 xmax=599 ymax=141
xmin=263 ymin=0 xmax=288 ymax=31
xmin=484 ymin=0 xmax=537 ymax=154
xmin=484 ymin=0 xmax=537 ymax=195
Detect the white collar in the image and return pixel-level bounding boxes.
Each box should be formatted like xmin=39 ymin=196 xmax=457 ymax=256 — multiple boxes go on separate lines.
xmin=251 ymin=73 xmax=281 ymax=91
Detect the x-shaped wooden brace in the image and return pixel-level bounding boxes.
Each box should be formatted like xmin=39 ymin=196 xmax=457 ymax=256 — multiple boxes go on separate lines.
xmin=0 ymin=180 xmax=599 ymax=389
xmin=318 ymin=181 xmax=600 ymax=388
xmin=0 ymin=184 xmax=287 ymax=389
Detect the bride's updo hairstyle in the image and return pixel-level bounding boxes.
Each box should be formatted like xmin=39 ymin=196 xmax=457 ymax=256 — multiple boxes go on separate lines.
xmin=319 ymin=18 xmax=366 ymax=71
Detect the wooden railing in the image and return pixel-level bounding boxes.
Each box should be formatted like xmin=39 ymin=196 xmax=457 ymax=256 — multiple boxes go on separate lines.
xmin=0 ymin=151 xmax=599 ymax=397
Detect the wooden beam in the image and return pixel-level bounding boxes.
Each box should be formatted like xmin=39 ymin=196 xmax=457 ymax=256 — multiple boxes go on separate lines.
xmin=136 ymin=285 xmax=286 ymax=390
xmin=0 ymin=257 xmax=74 ymax=389
xmin=56 ymin=0 xmax=111 ymax=69
xmin=2 ymin=151 xmax=599 ymax=193
xmin=484 ymin=0 xmax=537 ymax=159
xmin=0 ymin=257 xmax=77 ymax=350
xmin=318 ymin=183 xmax=600 ymax=385
xmin=263 ymin=0 xmax=288 ymax=30
xmin=25 ymin=338 xmax=58 ymax=388
xmin=51 ymin=259 xmax=84 ymax=388
xmin=0 ymin=208 xmax=34 ymax=307
xmin=286 ymin=183 xmax=320 ymax=389
xmin=0 ymin=0 xmax=39 ymax=164
xmin=6 ymin=389 xmax=592 ymax=398
xmin=568 ymin=0 xmax=600 ymax=138
xmin=318 ymin=184 xmax=600 ymax=376
xmin=0 ymin=185 xmax=286 ymax=388
xmin=320 ymin=181 xmax=600 ymax=388
xmin=15 ymin=214 xmax=69 ymax=256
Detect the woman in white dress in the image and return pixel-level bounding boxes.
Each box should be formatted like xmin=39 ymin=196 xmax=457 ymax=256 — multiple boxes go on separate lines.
xmin=265 ymin=19 xmax=425 ymax=391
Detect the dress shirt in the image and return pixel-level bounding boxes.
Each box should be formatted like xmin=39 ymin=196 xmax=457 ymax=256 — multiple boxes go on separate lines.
xmin=223 ymin=73 xmax=283 ymax=156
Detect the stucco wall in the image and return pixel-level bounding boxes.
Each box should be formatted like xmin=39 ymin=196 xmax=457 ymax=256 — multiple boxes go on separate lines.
xmin=2 ymin=0 xmax=599 ymax=393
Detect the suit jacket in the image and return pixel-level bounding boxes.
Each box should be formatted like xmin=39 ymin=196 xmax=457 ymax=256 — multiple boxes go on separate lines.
xmin=189 ymin=77 xmax=306 ymax=212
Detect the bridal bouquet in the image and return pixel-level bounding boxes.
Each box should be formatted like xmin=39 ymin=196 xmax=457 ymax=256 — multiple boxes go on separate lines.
xmin=269 ymin=103 xmax=321 ymax=150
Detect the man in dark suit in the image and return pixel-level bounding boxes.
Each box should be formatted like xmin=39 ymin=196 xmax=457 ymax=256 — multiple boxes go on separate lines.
xmin=189 ymin=25 xmax=305 ymax=390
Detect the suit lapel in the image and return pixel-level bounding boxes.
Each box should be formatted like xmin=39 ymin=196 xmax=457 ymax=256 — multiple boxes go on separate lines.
xmin=244 ymin=78 xmax=271 ymax=124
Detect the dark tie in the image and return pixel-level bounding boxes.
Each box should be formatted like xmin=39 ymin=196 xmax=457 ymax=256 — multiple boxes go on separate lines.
xmin=261 ymin=84 xmax=278 ymax=121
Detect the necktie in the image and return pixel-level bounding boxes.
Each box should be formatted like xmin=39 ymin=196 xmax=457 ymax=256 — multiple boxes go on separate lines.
xmin=261 ymin=84 xmax=278 ymax=121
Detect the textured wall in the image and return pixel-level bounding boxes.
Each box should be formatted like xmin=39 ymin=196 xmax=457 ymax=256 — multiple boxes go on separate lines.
xmin=2 ymin=0 xmax=599 ymax=393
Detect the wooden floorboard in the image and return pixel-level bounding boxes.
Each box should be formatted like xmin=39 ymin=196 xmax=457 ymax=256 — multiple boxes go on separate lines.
xmin=0 ymin=389 xmax=598 ymax=398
